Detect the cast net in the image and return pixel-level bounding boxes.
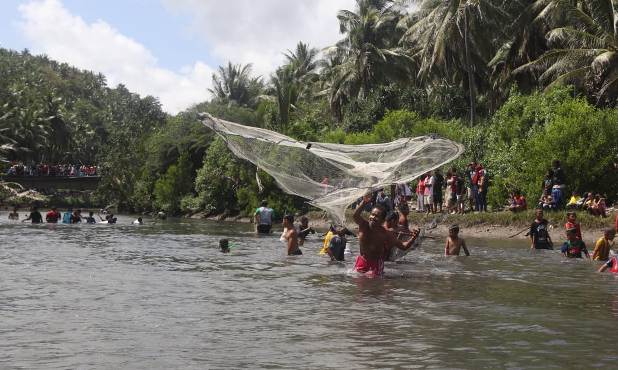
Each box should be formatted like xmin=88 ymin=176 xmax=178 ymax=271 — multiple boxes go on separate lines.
xmin=201 ymin=113 xmax=464 ymax=223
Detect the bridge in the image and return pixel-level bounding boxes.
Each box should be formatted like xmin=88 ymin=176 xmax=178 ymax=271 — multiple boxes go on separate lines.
xmin=0 ymin=175 xmax=101 ymax=191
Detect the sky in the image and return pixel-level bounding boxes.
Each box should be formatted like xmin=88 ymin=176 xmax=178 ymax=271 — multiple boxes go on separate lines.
xmin=0 ymin=0 xmax=356 ymax=113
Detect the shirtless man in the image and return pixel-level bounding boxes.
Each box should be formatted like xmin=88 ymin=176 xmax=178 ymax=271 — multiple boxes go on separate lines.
xmin=282 ymin=214 xmax=302 ymax=255
xmin=353 ymin=194 xmax=419 ymax=276
xmin=445 ymin=225 xmax=470 ymax=256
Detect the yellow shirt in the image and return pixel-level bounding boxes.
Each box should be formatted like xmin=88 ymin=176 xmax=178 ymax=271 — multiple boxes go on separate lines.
xmin=592 ymin=237 xmax=614 ymax=261
xmin=567 ymin=196 xmax=580 ymax=206
xmin=319 ymin=231 xmax=334 ymax=255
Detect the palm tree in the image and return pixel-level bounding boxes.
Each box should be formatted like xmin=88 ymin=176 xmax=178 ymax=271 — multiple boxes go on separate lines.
xmin=270 ymin=65 xmax=299 ymax=130
xmin=325 ymin=0 xmax=414 ymax=120
xmin=512 ymin=0 xmax=618 ymax=105
xmin=400 ymin=0 xmax=510 ymax=124
xmin=209 ymin=62 xmax=263 ymax=107
xmin=284 ymin=42 xmax=320 ymax=102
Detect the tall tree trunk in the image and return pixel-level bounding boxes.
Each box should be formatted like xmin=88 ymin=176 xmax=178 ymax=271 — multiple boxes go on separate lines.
xmin=463 ymin=5 xmax=476 ymax=126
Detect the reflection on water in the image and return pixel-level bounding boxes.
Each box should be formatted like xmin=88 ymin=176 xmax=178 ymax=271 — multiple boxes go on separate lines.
xmin=1 ymin=214 xmax=618 ymax=369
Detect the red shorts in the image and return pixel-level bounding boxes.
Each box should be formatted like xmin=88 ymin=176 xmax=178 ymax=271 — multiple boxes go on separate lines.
xmin=353 ymin=255 xmax=385 ymax=277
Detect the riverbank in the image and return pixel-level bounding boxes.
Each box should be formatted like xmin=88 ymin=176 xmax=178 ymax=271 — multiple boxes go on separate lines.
xmin=196 ymin=208 xmax=617 ymax=247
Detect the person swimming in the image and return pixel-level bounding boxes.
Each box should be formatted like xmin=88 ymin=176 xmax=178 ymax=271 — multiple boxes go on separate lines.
xmin=352 ymin=194 xmax=419 ymax=277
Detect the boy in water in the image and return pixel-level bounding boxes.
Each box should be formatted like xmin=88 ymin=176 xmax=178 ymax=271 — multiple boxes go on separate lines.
xmin=282 ymin=214 xmax=302 ymax=255
xmin=352 ymin=194 xmax=419 ymax=277
xmin=84 ymin=211 xmax=97 ymax=224
xmin=22 ymin=206 xmax=42 ymax=224
xmin=327 ymin=226 xmax=348 ymax=262
xmin=592 ymin=228 xmax=615 ymax=261
xmin=445 ymin=225 xmax=470 ymax=256
xmin=297 ymin=216 xmax=315 ymax=246
xmin=529 ymin=208 xmax=553 ymax=250
xmin=8 ymin=206 xmax=19 ymax=220
xmin=561 ymin=228 xmax=590 ymax=258
xmin=565 ymin=211 xmax=582 ymax=240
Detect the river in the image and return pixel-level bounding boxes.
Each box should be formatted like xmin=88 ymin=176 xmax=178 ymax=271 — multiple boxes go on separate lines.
xmin=1 ymin=213 xmax=617 ymax=369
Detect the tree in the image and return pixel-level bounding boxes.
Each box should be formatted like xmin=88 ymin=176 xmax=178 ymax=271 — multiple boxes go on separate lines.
xmin=324 ymin=0 xmax=413 ymax=120
xmin=209 ymin=62 xmax=263 ymax=108
xmin=401 ymin=0 xmax=510 ymax=124
xmin=512 ymin=0 xmax=618 ymax=105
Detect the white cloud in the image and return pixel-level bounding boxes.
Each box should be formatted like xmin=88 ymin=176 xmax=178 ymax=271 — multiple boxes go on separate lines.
xmin=162 ymin=0 xmax=357 ymax=77
xmin=18 ymin=0 xmax=214 ymax=114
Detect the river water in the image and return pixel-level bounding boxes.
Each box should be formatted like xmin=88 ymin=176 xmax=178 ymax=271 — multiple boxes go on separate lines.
xmin=1 ymin=213 xmax=618 ymax=369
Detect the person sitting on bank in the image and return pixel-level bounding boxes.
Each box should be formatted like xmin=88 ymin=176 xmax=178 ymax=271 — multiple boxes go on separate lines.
xmin=566 ymin=192 xmax=581 ymax=210
xmin=254 ymin=200 xmax=274 ymax=234
xmin=509 ymin=190 xmax=527 ymax=212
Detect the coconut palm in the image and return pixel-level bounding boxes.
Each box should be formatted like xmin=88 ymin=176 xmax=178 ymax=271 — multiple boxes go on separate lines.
xmin=513 ymin=0 xmax=618 ymax=105
xmin=284 ymin=42 xmax=320 ymax=101
xmin=325 ymin=0 xmax=414 ymax=120
xmin=400 ymin=0 xmax=510 ymax=124
xmin=209 ymin=62 xmax=263 ymax=107
xmin=270 ymin=65 xmax=299 ymax=130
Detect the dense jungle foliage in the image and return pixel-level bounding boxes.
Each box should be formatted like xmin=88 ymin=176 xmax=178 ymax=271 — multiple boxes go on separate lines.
xmin=1 ymin=0 xmax=617 ymax=217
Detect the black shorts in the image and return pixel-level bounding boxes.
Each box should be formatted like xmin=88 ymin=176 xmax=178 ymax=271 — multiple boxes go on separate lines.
xmin=289 ymin=249 xmax=303 ymax=256
xmin=433 ymin=191 xmax=443 ymax=204
xmin=256 ymin=224 xmax=272 ymax=234
xmin=534 ymin=243 xmax=553 ymax=250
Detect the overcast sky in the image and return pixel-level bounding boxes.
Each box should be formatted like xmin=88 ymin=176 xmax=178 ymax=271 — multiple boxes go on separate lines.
xmin=0 ymin=0 xmax=356 ymax=113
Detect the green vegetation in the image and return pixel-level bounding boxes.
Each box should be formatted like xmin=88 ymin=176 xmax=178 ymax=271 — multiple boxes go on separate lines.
xmin=2 ymin=1 xmax=617 ymax=220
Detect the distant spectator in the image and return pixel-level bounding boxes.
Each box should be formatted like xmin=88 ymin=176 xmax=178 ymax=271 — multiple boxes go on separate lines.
xmin=509 ymin=190 xmax=527 ymax=212
xmin=542 ymin=170 xmax=553 ymax=196
xmin=375 ymin=189 xmax=393 ymax=214
xmin=416 ymin=174 xmax=426 ymax=212
xmin=589 ymin=194 xmax=607 ymax=217
xmin=551 ymin=160 xmax=566 ymax=208
xmin=566 ymin=192 xmax=581 ymax=210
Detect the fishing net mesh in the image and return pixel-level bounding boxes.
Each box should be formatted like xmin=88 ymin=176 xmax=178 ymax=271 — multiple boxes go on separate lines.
xmin=202 ymin=114 xmax=464 ymax=223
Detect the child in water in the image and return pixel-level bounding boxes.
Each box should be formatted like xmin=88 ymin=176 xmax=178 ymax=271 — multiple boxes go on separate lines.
xmin=445 ymin=225 xmax=470 ymax=256
xmin=327 ymin=226 xmax=348 ymax=262
xmin=297 ymin=216 xmax=315 ymax=246
xmin=592 ymin=228 xmax=615 ymax=261
xmin=561 ymin=228 xmax=590 ymax=258
xmin=565 ymin=211 xmax=582 ymax=240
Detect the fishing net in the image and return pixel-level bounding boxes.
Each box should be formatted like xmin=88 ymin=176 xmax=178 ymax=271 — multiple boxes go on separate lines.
xmin=201 ymin=113 xmax=464 ymax=223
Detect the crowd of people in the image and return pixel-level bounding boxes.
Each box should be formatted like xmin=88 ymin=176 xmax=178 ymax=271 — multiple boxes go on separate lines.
xmin=503 ymin=160 xmax=610 ymax=218
xmin=7 ymin=206 xmax=142 ymax=225
xmin=5 ymin=163 xmax=98 ymax=177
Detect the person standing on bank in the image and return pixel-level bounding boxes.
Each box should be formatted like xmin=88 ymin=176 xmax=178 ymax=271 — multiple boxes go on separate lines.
xmin=254 ymin=200 xmax=274 ymax=234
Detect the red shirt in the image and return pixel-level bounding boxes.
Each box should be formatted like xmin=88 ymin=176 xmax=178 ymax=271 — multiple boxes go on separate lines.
xmin=565 ymin=221 xmax=582 ymax=240
xmin=46 ymin=210 xmax=61 ymax=223
xmin=417 ymin=178 xmax=425 ymax=194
